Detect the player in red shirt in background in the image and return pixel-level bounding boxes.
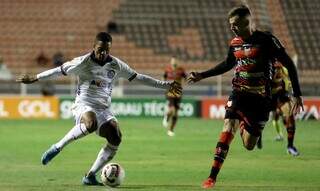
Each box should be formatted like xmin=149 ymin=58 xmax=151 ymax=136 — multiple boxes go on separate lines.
xmin=163 ymin=56 xmax=187 ymax=136
xmin=188 ymin=5 xmax=303 ymax=189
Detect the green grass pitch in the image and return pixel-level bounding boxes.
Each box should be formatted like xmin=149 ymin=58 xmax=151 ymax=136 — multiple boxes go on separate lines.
xmin=0 ymin=118 xmax=319 ymax=191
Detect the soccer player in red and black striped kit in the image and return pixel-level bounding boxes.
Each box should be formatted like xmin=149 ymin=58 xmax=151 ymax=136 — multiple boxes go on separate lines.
xmin=163 ymin=56 xmax=187 ymax=136
xmin=187 ymin=5 xmax=304 ymax=189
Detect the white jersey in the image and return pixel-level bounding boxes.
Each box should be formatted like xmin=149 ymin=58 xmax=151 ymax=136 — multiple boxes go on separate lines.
xmin=64 ymin=53 xmax=137 ymax=108
xmin=36 ymin=52 xmax=170 ymax=109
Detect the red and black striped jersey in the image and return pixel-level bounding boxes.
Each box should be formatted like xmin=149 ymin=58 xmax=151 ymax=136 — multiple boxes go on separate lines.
xmin=164 ymin=65 xmax=186 ymax=97
xmin=200 ymin=30 xmax=301 ymax=97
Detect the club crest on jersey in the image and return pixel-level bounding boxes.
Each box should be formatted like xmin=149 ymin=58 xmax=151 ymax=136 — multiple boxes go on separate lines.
xmin=107 ymin=70 xmax=115 ymax=79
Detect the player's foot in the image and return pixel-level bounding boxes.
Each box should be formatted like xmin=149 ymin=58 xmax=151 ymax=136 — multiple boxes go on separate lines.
xmin=257 ymin=136 xmax=262 ymax=149
xmin=274 ymin=135 xmax=284 ymax=141
xmin=167 ymin=130 xmax=175 ymax=137
xmin=202 ymin=177 xmax=216 ymax=189
xmin=82 ymin=174 xmax=103 ymax=186
xmin=162 ymin=116 xmax=168 ymax=128
xmin=41 ymin=145 xmax=60 ymax=165
xmin=287 ymin=146 xmax=300 ymax=156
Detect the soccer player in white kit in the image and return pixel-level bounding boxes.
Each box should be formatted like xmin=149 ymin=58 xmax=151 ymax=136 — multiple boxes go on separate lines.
xmin=17 ymin=32 xmax=182 ymax=185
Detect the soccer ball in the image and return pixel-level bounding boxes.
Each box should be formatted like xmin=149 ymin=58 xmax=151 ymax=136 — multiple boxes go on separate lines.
xmin=101 ymin=163 xmax=125 ymax=187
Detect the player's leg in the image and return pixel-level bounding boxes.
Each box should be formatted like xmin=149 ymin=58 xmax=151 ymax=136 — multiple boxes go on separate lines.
xmin=167 ymin=98 xmax=180 ymax=136
xmin=163 ymin=99 xmax=173 ymax=128
xmin=239 ymin=121 xmax=262 ymax=150
xmin=281 ymin=101 xmax=299 ymax=156
xmin=41 ymin=110 xmax=97 ymax=165
xmin=239 ymin=96 xmax=269 ymax=151
xmin=272 ymin=109 xmax=284 ymax=141
xmin=256 ymin=132 xmax=263 ymax=149
xmin=83 ymin=119 xmax=121 ymax=185
xmin=167 ymin=106 xmax=177 ymax=136
xmin=202 ymin=118 xmax=238 ymax=188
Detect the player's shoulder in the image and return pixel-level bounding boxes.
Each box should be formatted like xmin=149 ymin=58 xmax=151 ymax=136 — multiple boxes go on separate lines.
xmin=256 ymin=30 xmax=277 ymax=40
xmin=73 ymin=52 xmax=91 ymax=63
xmin=258 ymin=30 xmax=283 ymax=45
xmin=108 ymin=55 xmax=126 ymax=70
xmin=63 ymin=52 xmax=91 ymax=67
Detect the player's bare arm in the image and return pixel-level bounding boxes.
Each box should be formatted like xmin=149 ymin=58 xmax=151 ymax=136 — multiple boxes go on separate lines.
xmin=291 ymin=96 xmax=304 ymax=116
xmin=130 ymin=72 xmax=182 ymax=97
xmin=187 ymin=52 xmax=235 ymax=84
xmin=275 ymin=47 xmax=304 ymax=115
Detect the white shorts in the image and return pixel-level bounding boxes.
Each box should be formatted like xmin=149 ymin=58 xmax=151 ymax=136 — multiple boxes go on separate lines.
xmin=71 ymin=103 xmax=117 ymax=136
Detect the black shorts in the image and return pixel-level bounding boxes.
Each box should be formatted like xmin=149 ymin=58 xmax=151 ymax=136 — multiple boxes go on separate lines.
xmin=225 ymin=92 xmax=271 ymax=136
xmin=271 ymin=91 xmax=290 ymax=111
xmin=167 ymin=97 xmax=181 ymax=109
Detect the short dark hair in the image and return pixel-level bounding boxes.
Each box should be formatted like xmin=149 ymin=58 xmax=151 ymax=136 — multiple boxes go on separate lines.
xmin=228 ymin=5 xmax=251 ymax=19
xmin=95 ymin=32 xmax=112 ymax=43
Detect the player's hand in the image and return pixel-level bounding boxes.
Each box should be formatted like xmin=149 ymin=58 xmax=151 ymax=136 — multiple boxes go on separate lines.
xmin=291 ymin=96 xmax=304 ymax=116
xmin=167 ymin=81 xmax=182 ymax=97
xmin=187 ymin=72 xmax=203 ymax=84
xmin=16 ymin=74 xmax=38 ymax=84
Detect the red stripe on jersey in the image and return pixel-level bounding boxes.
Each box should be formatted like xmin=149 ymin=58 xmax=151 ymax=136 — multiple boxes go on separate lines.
xmin=235 ymin=64 xmax=256 ymax=72
xmin=234 ymin=49 xmax=246 ymax=59
xmin=230 ymin=37 xmax=244 ymax=46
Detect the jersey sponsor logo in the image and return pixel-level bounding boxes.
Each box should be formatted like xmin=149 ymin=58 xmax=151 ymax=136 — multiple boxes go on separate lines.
xmin=90 ymin=80 xmax=108 ymax=88
xmin=233 ymin=44 xmax=259 ymax=59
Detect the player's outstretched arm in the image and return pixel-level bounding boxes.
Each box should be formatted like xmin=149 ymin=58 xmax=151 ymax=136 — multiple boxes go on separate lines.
xmin=130 ymin=73 xmax=182 ymax=97
xmin=16 ymin=74 xmax=38 ymax=84
xmin=16 ymin=66 xmax=68 ymax=84
xmin=187 ymin=72 xmax=203 ymax=84
xmin=132 ymin=73 xmax=171 ymax=89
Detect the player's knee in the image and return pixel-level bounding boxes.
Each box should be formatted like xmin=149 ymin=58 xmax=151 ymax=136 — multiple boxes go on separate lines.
xmin=222 ymin=119 xmax=238 ymax=135
xmin=241 ymin=128 xmax=260 ymax=151
xmin=100 ymin=120 xmax=122 ymax=146
xmin=286 ymin=126 xmax=295 ymax=133
xmin=243 ymin=123 xmax=262 ymax=138
xmin=243 ymin=141 xmax=255 ymax=150
xmin=81 ymin=111 xmax=98 ymax=133
xmin=110 ymin=126 xmax=122 ymax=146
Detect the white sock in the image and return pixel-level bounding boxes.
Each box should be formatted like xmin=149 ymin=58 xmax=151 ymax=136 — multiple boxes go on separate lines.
xmin=88 ymin=144 xmax=118 ymax=175
xmin=54 ymin=123 xmax=89 ymax=150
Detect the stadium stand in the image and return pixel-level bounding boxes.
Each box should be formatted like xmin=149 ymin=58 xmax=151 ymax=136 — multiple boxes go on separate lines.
xmin=0 ymin=0 xmax=319 ymax=95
